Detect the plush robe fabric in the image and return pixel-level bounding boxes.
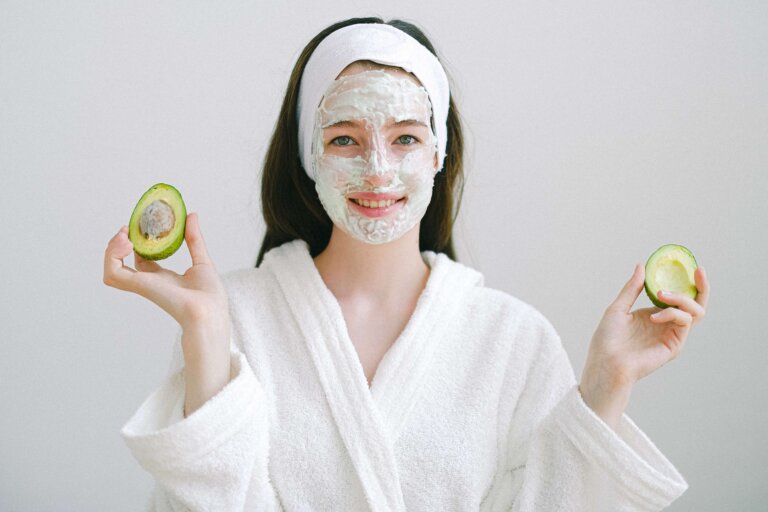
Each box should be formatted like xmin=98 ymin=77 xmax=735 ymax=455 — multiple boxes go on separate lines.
xmin=121 ymin=239 xmax=688 ymax=511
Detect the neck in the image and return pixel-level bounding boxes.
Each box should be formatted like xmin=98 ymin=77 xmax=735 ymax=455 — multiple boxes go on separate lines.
xmin=313 ymin=225 xmax=429 ymax=302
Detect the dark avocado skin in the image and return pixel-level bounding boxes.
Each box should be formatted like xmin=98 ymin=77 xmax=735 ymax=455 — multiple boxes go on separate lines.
xmin=645 ymin=281 xmax=672 ymax=309
xmin=644 ymin=244 xmax=698 ymax=309
xmin=128 ymin=183 xmax=187 ymax=261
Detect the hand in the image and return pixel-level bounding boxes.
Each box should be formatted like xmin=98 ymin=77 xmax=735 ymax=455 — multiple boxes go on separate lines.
xmin=102 ymin=212 xmax=229 ymax=332
xmin=579 ymin=263 xmax=710 ymax=425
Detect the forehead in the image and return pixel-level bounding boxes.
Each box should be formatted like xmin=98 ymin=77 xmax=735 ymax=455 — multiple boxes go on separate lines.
xmin=318 ymin=69 xmax=432 ymax=126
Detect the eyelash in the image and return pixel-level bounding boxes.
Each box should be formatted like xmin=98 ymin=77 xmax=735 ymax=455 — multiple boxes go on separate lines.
xmin=331 ymin=136 xmax=355 ymax=146
xmin=330 ymin=135 xmax=419 ymax=146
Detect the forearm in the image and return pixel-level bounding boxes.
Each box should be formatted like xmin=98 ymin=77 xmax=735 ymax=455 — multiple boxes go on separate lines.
xmin=578 ymin=377 xmax=633 ymax=431
xmin=182 ymin=319 xmax=232 ymax=417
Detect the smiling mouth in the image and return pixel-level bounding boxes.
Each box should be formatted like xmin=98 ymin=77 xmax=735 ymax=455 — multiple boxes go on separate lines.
xmin=349 ymin=197 xmax=405 ymax=208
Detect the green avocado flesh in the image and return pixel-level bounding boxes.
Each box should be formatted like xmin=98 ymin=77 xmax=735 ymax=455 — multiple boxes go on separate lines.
xmin=644 ymin=244 xmax=698 ymax=309
xmin=128 ymin=183 xmax=186 ymax=261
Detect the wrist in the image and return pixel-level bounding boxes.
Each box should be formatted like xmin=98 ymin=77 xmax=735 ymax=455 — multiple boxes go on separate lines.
xmin=579 ymin=374 xmax=634 ymax=430
xmin=181 ymin=305 xmax=230 ymax=333
xmin=181 ymin=315 xmax=231 ymax=364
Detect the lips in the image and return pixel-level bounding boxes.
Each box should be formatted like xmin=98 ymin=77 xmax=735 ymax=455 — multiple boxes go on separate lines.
xmin=346 ymin=194 xmax=406 ymax=218
xmin=349 ymin=197 xmax=399 ymax=208
xmin=347 ymin=191 xmax=403 ymax=200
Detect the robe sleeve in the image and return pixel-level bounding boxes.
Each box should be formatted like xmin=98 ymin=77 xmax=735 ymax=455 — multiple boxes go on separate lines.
xmin=120 ymin=344 xmax=282 ymax=512
xmin=486 ymin=315 xmax=689 ymax=512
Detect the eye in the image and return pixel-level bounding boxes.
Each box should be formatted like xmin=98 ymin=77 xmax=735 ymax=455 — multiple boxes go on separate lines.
xmin=396 ymin=135 xmax=418 ymax=145
xmin=331 ymin=136 xmax=356 ymax=146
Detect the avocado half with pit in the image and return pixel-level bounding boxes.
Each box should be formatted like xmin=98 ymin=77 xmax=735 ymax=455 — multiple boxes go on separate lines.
xmin=644 ymin=244 xmax=698 ymax=308
xmin=128 ymin=183 xmax=187 ymax=261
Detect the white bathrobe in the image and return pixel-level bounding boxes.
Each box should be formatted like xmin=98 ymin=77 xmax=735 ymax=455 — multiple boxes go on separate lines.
xmin=121 ymin=239 xmax=688 ymax=511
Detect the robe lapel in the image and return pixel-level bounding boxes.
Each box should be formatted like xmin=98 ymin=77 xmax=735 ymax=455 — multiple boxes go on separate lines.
xmin=264 ymin=240 xmax=483 ymax=511
xmin=370 ymin=250 xmax=483 ymax=442
xmin=266 ymin=240 xmax=406 ymax=512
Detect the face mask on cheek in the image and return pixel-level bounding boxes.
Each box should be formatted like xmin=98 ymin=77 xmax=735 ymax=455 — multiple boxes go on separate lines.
xmin=311 ymin=70 xmax=439 ymax=245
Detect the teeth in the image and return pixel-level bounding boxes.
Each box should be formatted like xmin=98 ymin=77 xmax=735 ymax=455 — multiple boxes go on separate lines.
xmin=351 ymin=198 xmax=398 ymax=208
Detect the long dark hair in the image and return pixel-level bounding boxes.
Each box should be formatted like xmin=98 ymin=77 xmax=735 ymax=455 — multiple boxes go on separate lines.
xmin=256 ymin=17 xmax=465 ymax=266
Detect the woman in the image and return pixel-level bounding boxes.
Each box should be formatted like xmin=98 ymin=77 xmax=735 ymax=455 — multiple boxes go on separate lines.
xmin=104 ymin=17 xmax=710 ymax=511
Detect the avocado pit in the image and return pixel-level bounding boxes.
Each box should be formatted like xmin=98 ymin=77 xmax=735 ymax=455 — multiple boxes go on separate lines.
xmin=139 ymin=200 xmax=176 ymax=240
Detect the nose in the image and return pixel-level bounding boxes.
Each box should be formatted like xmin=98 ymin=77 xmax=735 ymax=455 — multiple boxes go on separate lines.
xmin=362 ymin=143 xmax=395 ymax=188
xmin=363 ymin=172 xmax=394 ymax=189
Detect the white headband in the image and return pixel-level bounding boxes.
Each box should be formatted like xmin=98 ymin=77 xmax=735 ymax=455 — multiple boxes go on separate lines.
xmin=297 ymin=23 xmax=450 ymax=181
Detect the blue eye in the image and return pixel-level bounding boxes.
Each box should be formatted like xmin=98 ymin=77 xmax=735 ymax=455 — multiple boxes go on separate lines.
xmin=396 ymin=135 xmax=417 ymax=145
xmin=331 ymin=136 xmax=355 ymax=146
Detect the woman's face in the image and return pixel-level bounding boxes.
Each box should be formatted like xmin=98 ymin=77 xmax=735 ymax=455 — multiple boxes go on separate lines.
xmin=312 ymin=64 xmax=438 ymax=245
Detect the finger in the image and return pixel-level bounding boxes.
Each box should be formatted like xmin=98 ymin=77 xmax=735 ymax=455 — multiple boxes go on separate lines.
xmin=656 ymin=290 xmax=705 ymax=323
xmin=650 ymin=307 xmax=693 ymax=327
xmin=694 ymin=266 xmax=710 ymax=309
xmin=134 ymin=250 xmax=163 ymax=272
xmin=609 ymin=263 xmax=644 ymax=314
xmin=134 ymin=252 xmax=182 ymax=282
xmin=186 ymin=212 xmax=213 ymax=267
xmin=103 ymin=226 xmax=139 ymax=291
xmin=107 ymin=225 xmax=127 ymax=245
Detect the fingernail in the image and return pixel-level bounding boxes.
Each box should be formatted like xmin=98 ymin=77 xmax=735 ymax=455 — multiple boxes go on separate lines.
xmin=651 ymin=312 xmax=660 ymax=319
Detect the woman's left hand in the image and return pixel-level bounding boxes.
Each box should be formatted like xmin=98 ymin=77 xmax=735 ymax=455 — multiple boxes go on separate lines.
xmin=579 ymin=262 xmax=710 ymax=427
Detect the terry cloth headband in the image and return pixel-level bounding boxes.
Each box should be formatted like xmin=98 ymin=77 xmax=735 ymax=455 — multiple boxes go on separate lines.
xmin=297 ymin=23 xmax=450 ymax=181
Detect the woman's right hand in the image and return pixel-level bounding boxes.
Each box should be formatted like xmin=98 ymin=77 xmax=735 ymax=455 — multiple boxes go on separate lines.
xmin=104 ymin=212 xmax=233 ymax=416
xmin=102 ymin=212 xmax=230 ymax=333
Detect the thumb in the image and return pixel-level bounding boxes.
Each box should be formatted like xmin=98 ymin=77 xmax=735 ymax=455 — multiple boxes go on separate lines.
xmin=608 ymin=263 xmax=644 ymax=314
xmin=185 ymin=212 xmax=213 ymax=266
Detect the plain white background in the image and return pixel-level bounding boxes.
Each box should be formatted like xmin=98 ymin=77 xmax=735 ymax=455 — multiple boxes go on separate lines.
xmin=1 ymin=1 xmax=766 ymax=510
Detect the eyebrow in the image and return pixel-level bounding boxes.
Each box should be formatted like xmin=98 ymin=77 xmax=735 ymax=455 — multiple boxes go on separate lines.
xmin=393 ymin=119 xmax=429 ymax=128
xmin=324 ymin=120 xmax=361 ymax=129
xmin=323 ymin=119 xmax=429 ymax=129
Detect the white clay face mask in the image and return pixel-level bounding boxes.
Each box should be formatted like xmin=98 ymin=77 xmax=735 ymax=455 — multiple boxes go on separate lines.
xmin=312 ymin=69 xmax=438 ymax=244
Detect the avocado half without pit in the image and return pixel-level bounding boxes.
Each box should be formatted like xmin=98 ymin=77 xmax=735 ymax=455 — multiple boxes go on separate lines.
xmin=128 ymin=183 xmax=187 ymax=261
xmin=644 ymin=244 xmax=698 ymax=308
